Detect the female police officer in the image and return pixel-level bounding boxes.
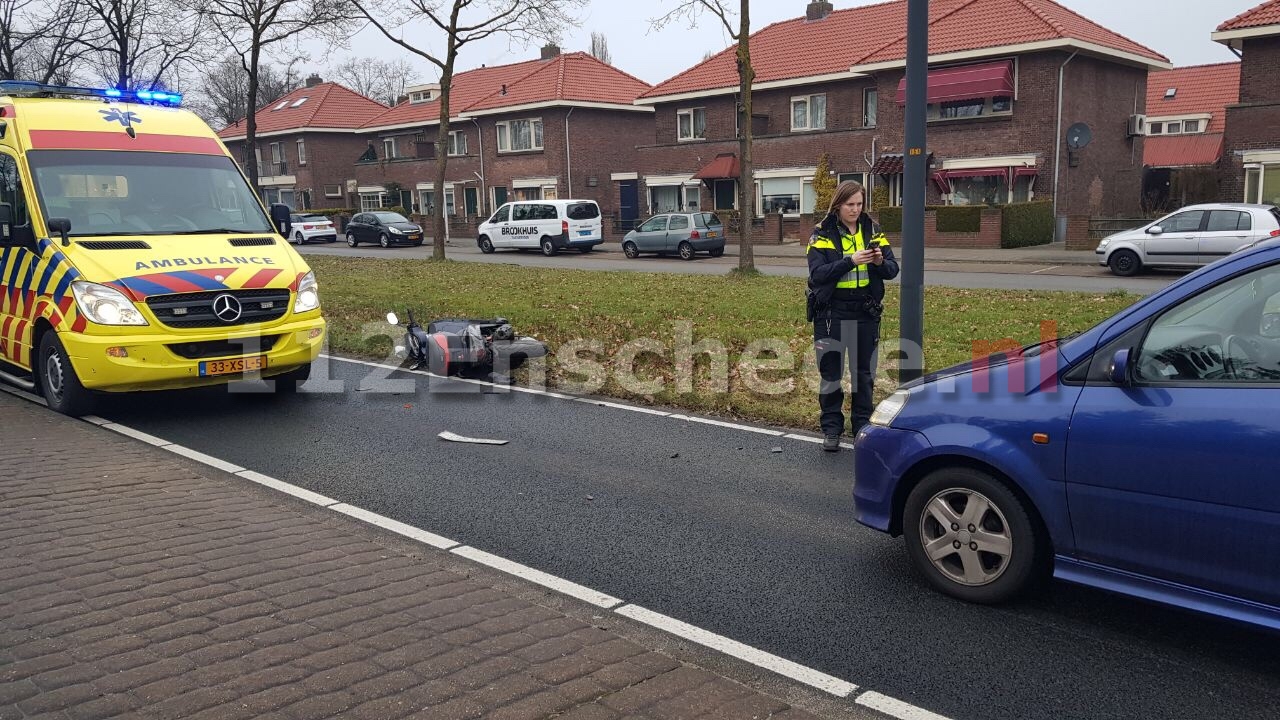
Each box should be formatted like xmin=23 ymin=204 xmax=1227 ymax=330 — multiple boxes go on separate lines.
xmin=806 ymin=181 xmax=899 ymax=451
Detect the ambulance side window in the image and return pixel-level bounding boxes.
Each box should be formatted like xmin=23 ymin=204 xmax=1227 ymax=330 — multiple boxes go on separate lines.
xmin=0 ymin=153 xmax=31 ymax=241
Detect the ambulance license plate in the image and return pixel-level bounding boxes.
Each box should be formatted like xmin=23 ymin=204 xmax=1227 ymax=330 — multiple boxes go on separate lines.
xmin=199 ymin=356 xmax=268 ymax=376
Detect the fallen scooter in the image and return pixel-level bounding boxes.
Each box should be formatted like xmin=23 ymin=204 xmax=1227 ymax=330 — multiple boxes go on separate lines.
xmin=388 ymin=310 xmax=549 ymax=384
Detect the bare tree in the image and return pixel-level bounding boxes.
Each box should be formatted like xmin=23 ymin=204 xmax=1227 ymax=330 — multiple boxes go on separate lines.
xmin=0 ymin=0 xmax=96 ymax=83
xmin=82 ymin=0 xmax=206 ymax=91
xmin=653 ymin=0 xmax=755 ymax=271
xmin=330 ymin=56 xmax=418 ymax=105
xmin=190 ymin=53 xmax=304 ymax=128
xmin=350 ymin=0 xmax=587 ymax=260
xmin=589 ymin=30 xmax=610 ymax=65
xmin=192 ymin=0 xmax=344 ymax=193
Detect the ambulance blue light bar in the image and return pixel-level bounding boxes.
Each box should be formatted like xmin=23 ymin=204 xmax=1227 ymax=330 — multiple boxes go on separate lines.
xmin=0 ymin=81 xmax=182 ymax=107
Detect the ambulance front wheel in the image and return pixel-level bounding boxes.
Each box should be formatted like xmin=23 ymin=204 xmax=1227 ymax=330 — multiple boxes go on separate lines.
xmin=37 ymin=332 xmax=93 ymax=417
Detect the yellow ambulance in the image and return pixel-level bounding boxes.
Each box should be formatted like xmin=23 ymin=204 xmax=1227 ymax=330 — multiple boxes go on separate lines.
xmin=0 ymin=82 xmax=325 ymax=415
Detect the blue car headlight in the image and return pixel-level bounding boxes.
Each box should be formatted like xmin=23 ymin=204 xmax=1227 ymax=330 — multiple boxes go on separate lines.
xmin=870 ymin=389 xmax=910 ymax=427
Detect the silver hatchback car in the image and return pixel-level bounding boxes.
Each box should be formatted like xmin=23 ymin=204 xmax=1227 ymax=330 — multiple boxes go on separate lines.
xmin=622 ymin=212 xmax=727 ymax=260
xmin=1096 ymin=203 xmax=1280 ymax=276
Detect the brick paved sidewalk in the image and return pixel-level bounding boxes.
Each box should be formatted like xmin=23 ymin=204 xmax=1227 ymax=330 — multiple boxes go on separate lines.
xmin=0 ymin=394 xmax=852 ymax=720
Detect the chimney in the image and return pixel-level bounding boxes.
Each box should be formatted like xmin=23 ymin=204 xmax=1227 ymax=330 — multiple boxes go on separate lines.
xmin=805 ymin=0 xmax=833 ymax=21
xmin=540 ymin=43 xmax=561 ymax=60
xmin=305 ymin=73 xmax=323 ymax=88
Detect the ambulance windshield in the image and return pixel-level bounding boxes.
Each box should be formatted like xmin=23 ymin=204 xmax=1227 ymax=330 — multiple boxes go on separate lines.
xmin=27 ymin=150 xmax=274 ymax=237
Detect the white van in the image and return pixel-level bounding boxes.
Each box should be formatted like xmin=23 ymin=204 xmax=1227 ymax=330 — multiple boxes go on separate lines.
xmin=477 ymin=199 xmax=603 ymax=256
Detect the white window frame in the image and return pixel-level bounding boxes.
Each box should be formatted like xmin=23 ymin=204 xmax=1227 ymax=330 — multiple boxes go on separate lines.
xmin=382 ymin=138 xmax=397 ymax=160
xmin=359 ymin=192 xmax=386 ymax=212
xmin=790 ymin=94 xmax=827 ymax=132
xmin=677 ymin=107 xmax=706 ymax=141
xmin=927 ymin=95 xmax=1014 ymax=121
xmin=496 ymin=118 xmax=544 ymax=153
xmin=863 ymin=88 xmax=878 ymax=128
xmin=296 ymin=138 xmax=306 ymax=165
xmin=269 ymin=142 xmax=282 ymax=164
xmin=1146 ymin=114 xmax=1211 ymax=136
xmin=409 ymin=91 xmax=433 ymax=104
xmin=323 ymin=184 xmax=342 ymax=198
xmin=448 ymin=130 xmax=468 ymax=156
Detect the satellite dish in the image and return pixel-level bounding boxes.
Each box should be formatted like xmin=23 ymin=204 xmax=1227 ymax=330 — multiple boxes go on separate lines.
xmin=1066 ymin=122 xmax=1093 ymax=150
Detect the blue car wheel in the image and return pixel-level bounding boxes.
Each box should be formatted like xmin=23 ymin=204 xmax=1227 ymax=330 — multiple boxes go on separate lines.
xmin=903 ymin=467 xmax=1046 ymax=604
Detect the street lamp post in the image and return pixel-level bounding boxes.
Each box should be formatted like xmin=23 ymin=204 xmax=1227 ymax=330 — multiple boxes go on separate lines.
xmin=900 ymin=0 xmax=928 ymax=384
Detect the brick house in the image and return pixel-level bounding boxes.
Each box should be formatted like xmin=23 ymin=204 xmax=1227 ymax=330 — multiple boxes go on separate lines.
xmin=351 ymin=45 xmax=653 ymax=224
xmin=218 ymin=76 xmax=389 ymax=210
xmin=630 ymin=0 xmax=1169 ymax=234
xmin=1215 ymin=0 xmax=1280 ymax=206
xmin=1141 ymin=62 xmax=1240 ymax=211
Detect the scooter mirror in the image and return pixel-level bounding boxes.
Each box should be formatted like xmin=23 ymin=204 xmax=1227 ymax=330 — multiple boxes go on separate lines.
xmin=387 ymin=312 xmax=399 ymax=325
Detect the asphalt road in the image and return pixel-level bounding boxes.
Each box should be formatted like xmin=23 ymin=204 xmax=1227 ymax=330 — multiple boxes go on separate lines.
xmin=295 ymin=241 xmax=1174 ymax=294
xmin=94 ymin=357 xmax=1280 ymax=720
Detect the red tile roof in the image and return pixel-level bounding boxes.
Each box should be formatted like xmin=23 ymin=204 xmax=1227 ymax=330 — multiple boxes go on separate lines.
xmin=361 ymin=52 xmax=651 ymax=130
xmin=217 ymin=83 xmax=388 ymax=139
xmin=1144 ymin=134 xmax=1226 ymax=168
xmin=1217 ymin=0 xmax=1280 ymax=31
xmin=641 ymin=0 xmax=1168 ymax=99
xmin=1144 ymin=63 xmax=1240 ymax=132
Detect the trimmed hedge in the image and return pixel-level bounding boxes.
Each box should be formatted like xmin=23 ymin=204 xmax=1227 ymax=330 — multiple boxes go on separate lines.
xmin=877 ymin=207 xmax=903 ymax=233
xmin=1000 ymin=201 xmax=1054 ymax=248
xmin=304 ymin=207 xmax=354 ymax=216
xmin=934 ymin=205 xmax=983 ymax=233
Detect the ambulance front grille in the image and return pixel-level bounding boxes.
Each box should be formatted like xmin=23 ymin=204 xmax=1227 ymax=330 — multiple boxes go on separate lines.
xmin=77 ymin=240 xmax=151 ymax=250
xmin=146 ymin=289 xmax=292 ymax=328
xmin=166 ymin=335 xmax=282 ymax=360
xmin=229 ymin=237 xmax=276 ymax=247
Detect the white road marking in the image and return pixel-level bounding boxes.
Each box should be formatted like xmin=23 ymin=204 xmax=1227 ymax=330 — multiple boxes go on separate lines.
xmin=451 ymin=545 xmax=623 ymax=609
xmin=81 ymin=415 xmax=111 ymax=426
xmin=164 ymin=444 xmax=245 ymax=474
xmin=856 ymin=691 xmax=955 ymax=720
xmin=101 ymin=422 xmax=171 ymax=447
xmin=1030 ymin=265 xmax=1061 ymax=274
xmin=330 ymin=503 xmax=459 ymax=550
xmin=614 ymin=604 xmax=858 ymax=698
xmin=668 ymin=414 xmax=787 ymax=436
xmin=234 ymin=469 xmax=338 ymax=507
xmin=784 ymin=433 xmax=823 ymax=444
xmin=573 ymin=398 xmax=671 ymax=416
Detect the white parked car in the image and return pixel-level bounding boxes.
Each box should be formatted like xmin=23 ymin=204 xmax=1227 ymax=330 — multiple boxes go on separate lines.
xmin=1096 ymin=203 xmax=1280 ymax=276
xmin=288 ymin=213 xmax=337 ymax=245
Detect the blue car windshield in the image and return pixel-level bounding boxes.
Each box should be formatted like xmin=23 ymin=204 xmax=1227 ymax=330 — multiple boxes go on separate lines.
xmin=27 ymin=150 xmax=273 ymax=237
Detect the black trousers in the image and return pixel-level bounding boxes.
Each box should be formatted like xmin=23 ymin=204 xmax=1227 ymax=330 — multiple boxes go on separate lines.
xmin=814 ymin=315 xmax=880 ymax=436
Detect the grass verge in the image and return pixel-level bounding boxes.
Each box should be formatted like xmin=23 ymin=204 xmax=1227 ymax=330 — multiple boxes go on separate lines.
xmin=309 ymin=257 xmax=1138 ymax=432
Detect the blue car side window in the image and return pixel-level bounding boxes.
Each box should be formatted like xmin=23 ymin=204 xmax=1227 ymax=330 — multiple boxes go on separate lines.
xmin=1134 ymin=263 xmax=1280 ymax=383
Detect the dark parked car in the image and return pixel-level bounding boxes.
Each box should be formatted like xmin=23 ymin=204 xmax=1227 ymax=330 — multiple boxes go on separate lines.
xmin=622 ymin=212 xmax=726 ymax=260
xmin=345 ymin=211 xmax=423 ymax=248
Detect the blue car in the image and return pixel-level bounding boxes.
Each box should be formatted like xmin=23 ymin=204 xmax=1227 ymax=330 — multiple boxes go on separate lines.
xmin=854 ymin=240 xmax=1280 ymax=630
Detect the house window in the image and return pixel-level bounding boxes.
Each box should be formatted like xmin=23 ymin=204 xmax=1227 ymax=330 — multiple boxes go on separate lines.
xmin=1183 ymin=120 xmax=1201 ymax=133
xmin=1166 ymin=121 xmax=1182 ymax=134
xmin=496 ymin=119 xmax=543 ymax=152
xmin=359 ymin=192 xmax=386 ymax=211
xmin=791 ymin=94 xmax=826 ymax=131
xmin=290 ymin=97 xmax=308 ymax=108
xmin=991 ymin=96 xmax=1012 ymax=113
xmin=1244 ymin=165 xmax=1280 ymax=205
xmin=409 ymin=90 xmax=434 ymax=104
xmin=324 ymin=184 xmax=342 ymax=198
xmin=296 ymin=138 xmax=306 ymax=165
xmin=382 ymin=138 xmax=397 ymax=160
xmin=950 ymin=175 xmax=1008 ymax=206
xmin=677 ymin=108 xmax=706 ymax=141
xmin=863 ymin=88 xmax=878 ymax=128
xmin=269 ymin=142 xmax=282 ymax=163
xmin=448 ymin=130 xmax=467 ymax=156
xmin=757 ymin=177 xmax=807 ymax=215
xmin=930 ymin=96 xmax=1013 ymax=121
xmin=1149 ymin=122 xmax=1165 ymax=135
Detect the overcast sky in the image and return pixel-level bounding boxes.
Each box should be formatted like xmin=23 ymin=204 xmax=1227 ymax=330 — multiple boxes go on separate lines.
xmin=310 ymin=0 xmax=1254 ymax=87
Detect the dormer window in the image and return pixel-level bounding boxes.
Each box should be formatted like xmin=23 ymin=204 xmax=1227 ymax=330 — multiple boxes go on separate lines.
xmin=409 ymin=90 xmax=434 ymax=104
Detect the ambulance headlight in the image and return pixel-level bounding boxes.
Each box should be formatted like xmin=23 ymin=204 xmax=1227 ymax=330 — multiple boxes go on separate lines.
xmin=70 ymin=281 xmax=147 ymax=326
xmin=294 ymin=271 xmax=320 ymax=313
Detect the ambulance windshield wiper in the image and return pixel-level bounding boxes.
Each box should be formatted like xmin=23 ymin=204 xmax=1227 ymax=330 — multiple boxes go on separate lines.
xmin=184 ymin=228 xmax=265 ymax=234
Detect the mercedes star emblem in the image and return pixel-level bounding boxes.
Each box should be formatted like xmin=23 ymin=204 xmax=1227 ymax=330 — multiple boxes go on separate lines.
xmin=212 ymin=294 xmax=242 ymax=323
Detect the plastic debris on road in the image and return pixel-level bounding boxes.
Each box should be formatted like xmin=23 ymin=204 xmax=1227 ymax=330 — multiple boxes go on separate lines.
xmin=438 ymin=431 xmax=509 ymax=445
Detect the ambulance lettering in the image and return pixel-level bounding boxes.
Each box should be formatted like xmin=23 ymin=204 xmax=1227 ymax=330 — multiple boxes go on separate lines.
xmin=135 ymin=257 xmax=275 ymax=270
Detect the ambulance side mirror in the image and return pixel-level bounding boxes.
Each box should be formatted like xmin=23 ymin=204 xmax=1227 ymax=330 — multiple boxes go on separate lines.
xmin=47 ymin=217 xmax=71 ymax=247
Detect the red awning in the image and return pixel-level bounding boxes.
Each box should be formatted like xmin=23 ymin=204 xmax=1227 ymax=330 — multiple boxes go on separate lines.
xmin=932 ymin=171 xmax=951 ymax=195
xmin=1015 ymin=167 xmax=1039 ymax=178
xmin=692 ymin=153 xmax=741 ymax=180
xmin=871 ymin=152 xmax=933 ymax=175
xmin=943 ymin=168 xmax=1007 ymax=179
xmin=1143 ymin=134 xmax=1226 ymax=169
xmin=896 ymin=60 xmax=1015 ymax=104
xmin=934 ymin=164 xmax=1037 ymax=191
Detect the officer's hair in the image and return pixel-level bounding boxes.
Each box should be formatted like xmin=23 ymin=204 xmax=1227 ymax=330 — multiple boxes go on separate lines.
xmin=826 ymin=180 xmax=865 ymax=217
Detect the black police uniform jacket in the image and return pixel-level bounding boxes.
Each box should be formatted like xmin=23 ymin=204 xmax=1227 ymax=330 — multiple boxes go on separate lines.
xmin=806 ymin=211 xmax=900 ymax=319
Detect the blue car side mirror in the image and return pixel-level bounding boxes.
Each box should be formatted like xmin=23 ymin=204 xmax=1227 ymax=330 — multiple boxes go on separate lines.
xmin=1108 ymin=348 xmax=1131 ymax=385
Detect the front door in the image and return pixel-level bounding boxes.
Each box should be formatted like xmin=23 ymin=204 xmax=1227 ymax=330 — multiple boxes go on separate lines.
xmin=1065 ymin=261 xmax=1280 ymax=606
xmin=493 ymin=186 xmax=508 ymax=209
xmin=1198 ymin=208 xmax=1253 ymax=264
xmin=464 ymin=187 xmax=479 ymax=217
xmin=714 ymin=180 xmax=736 ymax=210
xmin=618 ymin=180 xmax=638 ymax=231
xmin=1144 ymin=209 xmax=1204 ymax=266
